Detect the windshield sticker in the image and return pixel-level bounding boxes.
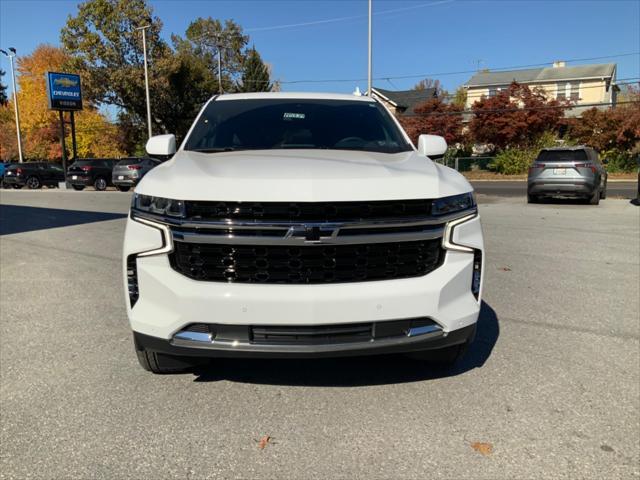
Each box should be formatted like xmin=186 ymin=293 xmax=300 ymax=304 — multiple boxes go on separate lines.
xmin=283 ymin=112 xmax=305 ymax=120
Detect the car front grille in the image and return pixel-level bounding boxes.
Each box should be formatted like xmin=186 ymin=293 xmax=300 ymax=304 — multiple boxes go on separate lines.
xmin=251 ymin=323 xmax=373 ymax=345
xmin=184 ymin=199 xmax=433 ymax=222
xmin=169 ymin=239 xmax=444 ymax=284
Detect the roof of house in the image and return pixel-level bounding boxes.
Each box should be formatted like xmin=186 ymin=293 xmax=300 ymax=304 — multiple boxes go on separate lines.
xmin=372 ymin=87 xmax=438 ymax=115
xmin=465 ymin=63 xmax=616 ymax=87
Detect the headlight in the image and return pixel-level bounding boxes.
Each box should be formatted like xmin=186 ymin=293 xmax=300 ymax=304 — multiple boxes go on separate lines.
xmin=132 ymin=193 xmax=185 ymax=218
xmin=432 ymin=192 xmax=475 ymax=216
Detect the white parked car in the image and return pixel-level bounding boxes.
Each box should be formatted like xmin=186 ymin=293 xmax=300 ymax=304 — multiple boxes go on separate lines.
xmin=123 ymin=92 xmax=484 ymax=373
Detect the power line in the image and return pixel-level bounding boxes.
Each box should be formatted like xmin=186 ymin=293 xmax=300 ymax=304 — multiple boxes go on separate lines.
xmin=227 ymin=52 xmax=640 ymax=86
xmin=244 ymin=0 xmax=455 ymax=33
xmin=372 ymin=78 xmax=640 ymax=102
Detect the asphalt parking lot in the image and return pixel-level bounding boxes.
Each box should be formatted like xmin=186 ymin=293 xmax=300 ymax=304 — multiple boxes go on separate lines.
xmin=1 ymin=190 xmax=639 ymax=479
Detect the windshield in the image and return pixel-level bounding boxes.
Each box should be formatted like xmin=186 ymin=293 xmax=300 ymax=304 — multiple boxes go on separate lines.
xmin=537 ymin=150 xmax=588 ymax=162
xmin=184 ymin=99 xmax=412 ymax=154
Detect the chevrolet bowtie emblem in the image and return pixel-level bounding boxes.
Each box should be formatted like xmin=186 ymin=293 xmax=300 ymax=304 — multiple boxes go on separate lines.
xmin=286 ymin=225 xmax=337 ymax=242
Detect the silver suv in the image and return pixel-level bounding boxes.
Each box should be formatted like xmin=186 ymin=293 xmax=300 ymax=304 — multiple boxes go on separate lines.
xmin=527 ymin=146 xmax=607 ymax=205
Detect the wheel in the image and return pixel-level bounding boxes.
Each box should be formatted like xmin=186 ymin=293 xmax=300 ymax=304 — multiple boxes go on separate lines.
xmin=406 ymin=343 xmax=468 ymax=366
xmin=25 ymin=176 xmax=41 ymax=189
xmin=527 ymin=193 xmax=538 ymax=204
xmin=588 ymin=189 xmax=600 ymax=205
xmin=12 ymin=184 xmax=21 ymax=189
xmin=94 ymin=177 xmax=108 ymax=191
xmin=133 ymin=335 xmax=202 ymax=374
xmin=72 ymin=184 xmax=85 ymax=191
xmin=600 ymin=182 xmax=607 ymax=200
xmin=117 ymin=185 xmax=131 ymax=192
xmin=135 ymin=347 xmax=201 ymax=374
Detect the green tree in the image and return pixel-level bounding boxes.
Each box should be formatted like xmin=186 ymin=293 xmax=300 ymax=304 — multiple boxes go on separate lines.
xmin=451 ymin=86 xmax=467 ymax=109
xmin=0 ymin=70 xmax=7 ymax=106
xmin=61 ymin=0 xmax=217 ymax=143
xmin=236 ymin=47 xmax=272 ymax=92
xmin=172 ymin=17 xmax=249 ymax=93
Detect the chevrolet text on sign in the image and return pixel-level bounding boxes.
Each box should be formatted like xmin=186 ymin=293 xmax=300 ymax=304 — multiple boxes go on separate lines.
xmin=46 ymin=72 xmax=83 ymax=111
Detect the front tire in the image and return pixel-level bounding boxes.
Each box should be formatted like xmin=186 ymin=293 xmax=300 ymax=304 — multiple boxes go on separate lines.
xmin=116 ymin=185 xmax=131 ymax=192
xmin=72 ymin=184 xmax=85 ymax=191
xmin=94 ymin=177 xmax=108 ymax=191
xmin=26 ymin=176 xmax=41 ymax=189
xmin=134 ymin=339 xmax=203 ymax=374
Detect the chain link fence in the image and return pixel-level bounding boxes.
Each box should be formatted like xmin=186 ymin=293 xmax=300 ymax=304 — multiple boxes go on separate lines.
xmin=440 ymin=157 xmax=494 ymax=172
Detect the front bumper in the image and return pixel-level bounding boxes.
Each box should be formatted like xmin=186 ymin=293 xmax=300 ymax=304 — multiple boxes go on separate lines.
xmin=123 ymin=211 xmax=484 ymax=357
xmin=134 ymin=322 xmax=477 ymax=359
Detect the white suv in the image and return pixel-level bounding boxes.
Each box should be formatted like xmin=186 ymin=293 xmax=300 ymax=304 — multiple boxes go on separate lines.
xmin=124 ymin=92 xmax=484 ymax=373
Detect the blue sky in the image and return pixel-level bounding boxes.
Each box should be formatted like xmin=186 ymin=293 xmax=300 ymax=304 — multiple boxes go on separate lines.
xmin=1 ymin=0 xmax=639 ymax=96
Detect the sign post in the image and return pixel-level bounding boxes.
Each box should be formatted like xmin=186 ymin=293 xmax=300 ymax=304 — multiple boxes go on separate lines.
xmin=45 ymin=72 xmax=83 ymax=187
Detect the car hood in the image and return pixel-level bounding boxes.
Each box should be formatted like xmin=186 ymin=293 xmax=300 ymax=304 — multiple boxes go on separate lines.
xmin=136 ymin=149 xmax=472 ymax=201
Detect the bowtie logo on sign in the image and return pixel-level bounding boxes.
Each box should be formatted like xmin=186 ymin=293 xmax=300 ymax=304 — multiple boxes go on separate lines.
xmin=46 ymin=72 xmax=83 ymax=111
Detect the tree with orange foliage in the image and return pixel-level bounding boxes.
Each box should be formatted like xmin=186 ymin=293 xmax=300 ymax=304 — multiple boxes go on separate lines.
xmin=0 ymin=44 xmax=124 ymax=161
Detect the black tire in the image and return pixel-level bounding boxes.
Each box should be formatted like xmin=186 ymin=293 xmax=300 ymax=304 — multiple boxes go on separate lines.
xmin=406 ymin=343 xmax=468 ymax=366
xmin=72 ymin=184 xmax=85 ymax=191
xmin=94 ymin=176 xmax=108 ymax=191
xmin=600 ymin=182 xmax=607 ymax=200
xmin=12 ymin=184 xmax=21 ymax=189
xmin=527 ymin=193 xmax=538 ymax=204
xmin=588 ymin=189 xmax=600 ymax=205
xmin=134 ymin=339 xmax=202 ymax=374
xmin=25 ymin=176 xmax=41 ymax=189
xmin=117 ymin=185 xmax=131 ymax=192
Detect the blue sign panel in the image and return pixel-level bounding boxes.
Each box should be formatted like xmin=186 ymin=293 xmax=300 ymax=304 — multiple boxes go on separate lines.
xmin=46 ymin=72 xmax=83 ymax=111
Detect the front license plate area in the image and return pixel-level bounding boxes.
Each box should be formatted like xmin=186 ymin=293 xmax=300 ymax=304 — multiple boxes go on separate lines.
xmin=118 ymin=175 xmax=124 ymax=180
xmin=72 ymin=175 xmax=77 ymax=180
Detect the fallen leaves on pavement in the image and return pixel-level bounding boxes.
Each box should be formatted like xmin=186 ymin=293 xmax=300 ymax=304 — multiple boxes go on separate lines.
xmin=498 ymin=266 xmax=512 ymax=271
xmin=471 ymin=442 xmax=493 ymax=456
xmin=257 ymin=435 xmax=272 ymax=450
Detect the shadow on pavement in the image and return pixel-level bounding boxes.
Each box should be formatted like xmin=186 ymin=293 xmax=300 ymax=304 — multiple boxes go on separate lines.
xmin=0 ymin=204 xmax=126 ymax=236
xmin=193 ymin=301 xmax=499 ymax=387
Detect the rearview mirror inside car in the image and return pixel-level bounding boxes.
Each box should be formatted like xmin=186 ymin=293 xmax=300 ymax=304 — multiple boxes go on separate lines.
xmin=146 ymin=134 xmax=176 ymax=157
xmin=417 ymin=134 xmax=447 ymax=160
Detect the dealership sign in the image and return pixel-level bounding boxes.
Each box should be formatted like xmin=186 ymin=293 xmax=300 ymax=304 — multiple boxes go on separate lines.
xmin=46 ymin=72 xmax=83 ymax=111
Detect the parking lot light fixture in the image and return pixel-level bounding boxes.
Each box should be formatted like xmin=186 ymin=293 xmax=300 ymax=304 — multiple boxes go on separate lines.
xmin=135 ymin=25 xmax=153 ymax=140
xmin=1 ymin=47 xmax=24 ymax=163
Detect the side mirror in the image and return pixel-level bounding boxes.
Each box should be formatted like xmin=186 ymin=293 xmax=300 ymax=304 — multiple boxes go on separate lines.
xmin=146 ymin=134 xmax=176 ymax=157
xmin=417 ymin=134 xmax=447 ymax=159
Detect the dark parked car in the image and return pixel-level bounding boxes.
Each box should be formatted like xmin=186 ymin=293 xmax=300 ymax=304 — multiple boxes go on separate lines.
xmin=527 ymin=146 xmax=608 ymax=205
xmin=112 ymin=157 xmax=161 ymax=192
xmin=67 ymin=158 xmax=118 ymax=191
xmin=0 ymin=162 xmax=12 ymax=188
xmin=3 ymin=162 xmax=65 ymax=189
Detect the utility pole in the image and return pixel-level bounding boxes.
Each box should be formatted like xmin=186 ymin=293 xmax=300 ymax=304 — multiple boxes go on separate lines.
xmin=367 ymin=0 xmax=372 ymax=96
xmin=136 ymin=25 xmax=153 ymax=140
xmin=1 ymin=47 xmax=24 ymax=162
xmin=217 ymin=42 xmax=223 ymax=94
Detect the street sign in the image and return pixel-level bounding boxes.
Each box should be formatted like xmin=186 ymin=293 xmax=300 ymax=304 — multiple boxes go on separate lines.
xmin=46 ymin=72 xmax=82 ymax=111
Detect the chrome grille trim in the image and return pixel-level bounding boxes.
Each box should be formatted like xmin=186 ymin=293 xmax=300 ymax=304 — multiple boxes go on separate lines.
xmin=132 ymin=207 xmax=476 ymax=246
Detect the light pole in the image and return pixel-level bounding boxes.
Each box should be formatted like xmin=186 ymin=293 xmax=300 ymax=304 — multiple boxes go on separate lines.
xmin=367 ymin=0 xmax=372 ymax=96
xmin=1 ymin=47 xmax=24 ymax=162
xmin=136 ymin=25 xmax=153 ymax=140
